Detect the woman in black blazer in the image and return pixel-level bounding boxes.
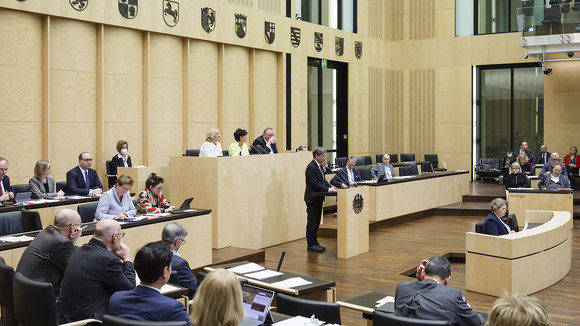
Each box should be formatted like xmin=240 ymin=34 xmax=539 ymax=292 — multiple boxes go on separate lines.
xmin=504 ymin=162 xmax=530 ymax=190
xmin=110 ymin=140 xmax=132 ymax=176
xmin=29 ymin=160 xmax=65 ymax=199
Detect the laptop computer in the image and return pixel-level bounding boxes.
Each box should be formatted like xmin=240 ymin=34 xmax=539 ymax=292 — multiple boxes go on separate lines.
xmin=240 ymin=284 xmax=275 ymax=326
xmin=170 ymin=197 xmax=194 ymax=214
xmin=14 ymin=192 xmax=32 ymax=204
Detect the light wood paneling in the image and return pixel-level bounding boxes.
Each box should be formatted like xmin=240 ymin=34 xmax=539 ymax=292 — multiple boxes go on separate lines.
xmin=337 ymin=186 xmax=370 ymax=259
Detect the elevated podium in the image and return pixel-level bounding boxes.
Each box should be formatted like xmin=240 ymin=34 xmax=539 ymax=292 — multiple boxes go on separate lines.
xmin=170 ymin=152 xmax=311 ymax=249
xmin=337 ymin=186 xmax=369 ymax=259
xmin=507 ymin=188 xmax=573 ymax=229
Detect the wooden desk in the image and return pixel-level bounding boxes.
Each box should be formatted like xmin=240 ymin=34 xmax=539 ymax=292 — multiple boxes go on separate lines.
xmin=338 ymin=292 xmax=391 ymax=326
xmin=507 ymin=188 xmax=573 ymax=228
xmin=118 ymin=166 xmax=171 ymax=201
xmin=0 ymin=209 xmax=213 ymax=270
xmin=206 ymin=261 xmax=336 ymax=302
xmin=359 ymin=171 xmax=469 ymax=222
xmin=466 ymin=210 xmax=572 ymax=297
xmin=170 ymin=152 xmax=311 ymax=249
xmin=337 ymin=186 xmax=369 ymax=259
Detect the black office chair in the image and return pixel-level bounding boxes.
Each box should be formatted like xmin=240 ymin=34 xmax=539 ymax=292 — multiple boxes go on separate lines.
xmin=400 ymin=153 xmax=415 ymax=162
xmin=11 ymin=184 xmax=30 ymax=194
xmin=0 ymin=260 xmax=17 ymax=326
xmin=475 ymin=222 xmax=485 ymax=234
xmin=222 ymin=150 xmax=229 ymax=156
xmin=20 ymin=208 xmax=42 ymax=232
xmin=358 ymin=167 xmax=373 ymax=180
xmin=56 ymin=181 xmax=67 ymax=193
xmin=196 ymin=270 xmax=207 ymax=286
xmin=399 ymin=166 xmax=410 ymax=177
xmin=405 ymin=163 xmax=419 ymax=175
xmin=376 ymin=154 xmax=385 ymax=164
xmin=362 ymin=156 xmax=373 ymax=165
xmin=505 ymin=213 xmax=519 ymax=232
xmin=77 ymin=202 xmax=99 ymax=223
xmin=420 ymin=162 xmax=433 ymax=173
xmin=105 ymin=160 xmax=116 ymax=189
xmin=389 ymin=154 xmax=399 ymax=163
xmin=335 ymin=157 xmax=348 ymax=167
xmin=424 ymin=154 xmax=446 ymax=172
xmin=356 ymin=157 xmax=366 ymax=167
xmin=0 ymin=212 xmax=24 ymax=236
xmin=13 ymin=272 xmax=100 ymax=326
xmin=276 ymin=293 xmax=341 ymax=325
xmin=372 ymin=310 xmax=448 ymax=326
xmin=102 ymin=315 xmax=188 ymax=326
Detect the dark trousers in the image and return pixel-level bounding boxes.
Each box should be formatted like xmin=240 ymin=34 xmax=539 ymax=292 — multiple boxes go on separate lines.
xmin=306 ymin=200 xmax=323 ymax=246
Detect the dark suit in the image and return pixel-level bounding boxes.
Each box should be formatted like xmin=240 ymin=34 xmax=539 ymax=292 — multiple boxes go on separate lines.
xmin=252 ymin=136 xmax=278 ymax=154
xmin=0 ymin=175 xmax=13 ymax=202
xmin=370 ymin=163 xmax=395 ymax=179
xmin=66 ymin=166 xmax=103 ymax=195
xmin=304 ymin=160 xmax=331 ymax=246
xmin=108 ymin=285 xmax=191 ymax=325
xmin=483 ymin=212 xmax=510 ymax=236
xmin=110 ymin=154 xmax=132 ymax=176
xmin=395 ymin=280 xmax=484 ymax=326
xmin=58 ymin=238 xmax=135 ymax=322
xmin=535 ymin=152 xmax=551 ymax=165
xmin=539 ymin=162 xmax=569 ymax=182
xmin=171 ymin=253 xmax=197 ymax=298
xmin=330 ymin=167 xmax=362 ymax=188
xmin=538 ymin=173 xmax=571 ymax=190
xmin=16 ymin=225 xmax=75 ymax=295
xmin=504 ymin=173 xmax=530 ymax=190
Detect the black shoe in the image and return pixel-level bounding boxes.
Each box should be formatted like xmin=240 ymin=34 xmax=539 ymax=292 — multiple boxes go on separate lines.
xmin=316 ymin=243 xmax=326 ymax=251
xmin=307 ymin=245 xmax=325 ymax=253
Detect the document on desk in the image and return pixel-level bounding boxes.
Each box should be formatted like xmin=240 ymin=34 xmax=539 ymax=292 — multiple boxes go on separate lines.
xmin=160 ymin=283 xmax=181 ymax=294
xmin=65 ymin=195 xmax=89 ymax=200
xmin=270 ymin=277 xmax=312 ymax=288
xmin=272 ymin=315 xmax=324 ymax=325
xmin=243 ymin=269 xmax=283 ymax=280
xmin=227 ymin=262 xmax=264 ymax=274
xmin=0 ymin=235 xmax=35 ymax=242
xmin=375 ymin=295 xmax=394 ymax=307
xmin=144 ymin=213 xmax=171 ymax=217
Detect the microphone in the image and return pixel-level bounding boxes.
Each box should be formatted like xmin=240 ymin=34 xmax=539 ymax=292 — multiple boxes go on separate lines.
xmin=336 ymin=168 xmax=355 ymax=187
xmin=256 ymin=144 xmax=268 ymax=154
xmin=276 ymin=251 xmax=286 ymax=272
xmin=250 ymin=145 xmax=266 ymax=155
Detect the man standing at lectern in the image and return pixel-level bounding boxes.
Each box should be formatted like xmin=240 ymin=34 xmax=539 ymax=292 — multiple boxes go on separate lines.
xmin=304 ymin=147 xmax=337 ymax=253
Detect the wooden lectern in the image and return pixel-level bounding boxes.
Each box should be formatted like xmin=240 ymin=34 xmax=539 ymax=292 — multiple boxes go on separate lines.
xmin=337 ymin=186 xmax=369 ymax=259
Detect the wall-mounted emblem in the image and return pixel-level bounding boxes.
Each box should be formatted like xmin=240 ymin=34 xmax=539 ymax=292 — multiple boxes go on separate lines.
xmin=352 ymin=194 xmax=364 ymax=214
xmin=314 ymin=32 xmax=323 ymax=52
xmin=119 ymin=0 xmax=138 ymax=19
xmin=163 ymin=0 xmax=179 ymax=27
xmin=201 ymin=7 xmax=216 ymax=33
xmin=355 ymin=41 xmax=363 ymax=59
xmin=264 ymin=21 xmax=275 ymax=44
xmin=335 ymin=36 xmax=344 ymax=56
xmin=290 ymin=27 xmax=301 ymax=47
xmin=69 ymin=0 xmax=88 ymax=11
xmin=235 ymin=14 xmax=247 ymax=38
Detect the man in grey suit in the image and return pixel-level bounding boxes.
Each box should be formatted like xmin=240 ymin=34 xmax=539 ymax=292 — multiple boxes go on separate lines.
xmin=371 ymin=154 xmax=395 ymax=179
xmin=539 ymin=164 xmax=571 ymax=190
xmin=394 ymin=256 xmax=485 ymax=326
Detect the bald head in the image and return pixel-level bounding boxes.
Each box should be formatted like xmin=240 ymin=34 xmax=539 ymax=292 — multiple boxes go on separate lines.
xmin=54 ymin=209 xmax=81 ymax=228
xmin=94 ymin=219 xmax=121 ymax=240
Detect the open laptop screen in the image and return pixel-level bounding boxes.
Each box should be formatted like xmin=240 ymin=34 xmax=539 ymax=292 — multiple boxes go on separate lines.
xmin=241 ymin=284 xmax=274 ymax=323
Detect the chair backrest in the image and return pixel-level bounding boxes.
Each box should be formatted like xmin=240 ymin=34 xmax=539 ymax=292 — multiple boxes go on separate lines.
xmin=13 ymin=272 xmax=58 ymax=326
xmin=376 ymin=154 xmax=384 ymax=164
xmin=196 ymin=270 xmax=207 ymax=286
xmin=20 ymin=209 xmax=42 ymax=232
xmin=184 ymin=149 xmax=200 ymax=157
xmin=475 ymin=222 xmax=485 ymax=234
xmin=363 ymin=156 xmax=373 ymax=165
xmin=399 ymin=166 xmax=410 ymax=177
xmin=356 ymin=157 xmax=366 ymax=166
xmin=424 ymin=154 xmax=439 ymax=168
xmin=77 ymin=202 xmax=99 ymax=223
xmin=400 ymin=153 xmax=415 ymax=162
xmin=0 ymin=261 xmax=17 ymax=326
xmin=222 ymin=150 xmax=229 ymax=156
xmin=106 ymin=160 xmax=116 ymax=189
xmin=478 ymin=158 xmax=501 ymax=170
xmin=358 ymin=167 xmax=373 ymax=180
xmin=56 ymin=181 xmax=67 ymax=193
xmin=505 ymin=213 xmax=519 ymax=232
xmin=0 ymin=212 xmax=24 ymax=237
xmin=372 ymin=310 xmax=448 ymax=326
xmin=276 ymin=293 xmax=341 ymax=325
xmin=405 ymin=163 xmax=419 ymax=175
xmin=335 ymin=157 xmax=348 ymax=167
xmin=389 ymin=154 xmax=399 ymax=163
xmin=102 ymin=315 xmax=189 ymax=326
xmin=420 ymin=162 xmax=433 ymax=173
xmin=11 ymin=184 xmax=30 ymax=194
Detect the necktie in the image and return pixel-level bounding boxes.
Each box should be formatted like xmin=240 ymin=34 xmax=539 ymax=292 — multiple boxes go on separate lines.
xmin=0 ymin=178 xmax=3 ymax=196
xmin=319 ymin=164 xmax=325 ymax=180
xmin=85 ymin=171 xmax=90 ymax=191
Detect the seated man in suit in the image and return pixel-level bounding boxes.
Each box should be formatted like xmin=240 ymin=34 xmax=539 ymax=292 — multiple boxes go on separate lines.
xmin=108 ymin=241 xmax=191 ymax=325
xmin=16 ymin=209 xmax=82 ymax=295
xmin=161 ymin=222 xmax=197 ymax=298
xmin=58 ymin=219 xmax=135 ymax=322
xmin=518 ymin=141 xmax=533 ymax=163
xmin=95 ymin=175 xmax=136 ymax=221
xmin=539 ymin=152 xmax=568 ymax=181
xmin=66 ymin=152 xmax=103 ymax=196
xmin=330 ymin=156 xmax=362 ymax=188
xmin=534 ymin=144 xmax=551 ymax=165
xmin=539 ymin=164 xmax=571 ymax=190
xmin=252 ymin=127 xmax=278 ymax=154
xmin=370 ymin=154 xmax=395 ymax=179
xmin=0 ymin=157 xmax=15 ymax=203
xmin=395 ymin=256 xmax=485 ymax=326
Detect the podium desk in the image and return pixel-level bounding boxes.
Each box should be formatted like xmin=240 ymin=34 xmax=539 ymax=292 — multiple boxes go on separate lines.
xmin=0 ymin=209 xmax=212 ymax=270
xmin=118 ymin=166 xmax=171 ymax=201
xmin=206 ymin=261 xmax=336 ymax=302
xmin=337 ymin=187 xmax=369 ymax=259
xmin=359 ymin=171 xmax=469 ymax=222
xmin=170 ymin=152 xmax=311 ymax=249
xmin=507 ymin=188 xmax=573 ymax=229
xmin=466 ymin=210 xmax=571 ymax=297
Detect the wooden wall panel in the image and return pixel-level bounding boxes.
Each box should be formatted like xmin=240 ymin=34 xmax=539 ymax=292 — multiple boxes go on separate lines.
xmin=290 ymin=54 xmax=308 ymax=149
xmin=253 ymin=50 xmax=278 ymax=144
xmin=222 ymin=45 xmax=250 ymax=142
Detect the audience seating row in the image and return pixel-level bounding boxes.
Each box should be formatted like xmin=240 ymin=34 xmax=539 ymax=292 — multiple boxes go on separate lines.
xmin=335 ymin=154 xmax=446 ymax=171
xmin=0 ymin=210 xmax=42 ymax=237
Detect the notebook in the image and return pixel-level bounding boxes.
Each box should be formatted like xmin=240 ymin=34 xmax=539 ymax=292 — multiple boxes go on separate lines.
xmin=240 ymin=284 xmax=275 ymax=326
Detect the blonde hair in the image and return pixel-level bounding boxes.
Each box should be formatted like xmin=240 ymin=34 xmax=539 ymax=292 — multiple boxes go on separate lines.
xmin=517 ymin=153 xmax=528 ymax=164
xmin=115 ymin=175 xmax=134 ymax=187
xmin=191 ymin=269 xmax=244 ymax=326
xmin=205 ymin=128 xmax=220 ymax=142
xmin=33 ymin=160 xmax=51 ymax=179
xmin=486 ymin=292 xmax=550 ymax=326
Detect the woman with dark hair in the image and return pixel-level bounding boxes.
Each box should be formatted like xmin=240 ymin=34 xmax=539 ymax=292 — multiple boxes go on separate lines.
xmin=137 ymin=173 xmax=174 ymax=214
xmin=110 ymin=140 xmax=132 ymax=175
xmin=228 ymin=128 xmax=249 ymax=156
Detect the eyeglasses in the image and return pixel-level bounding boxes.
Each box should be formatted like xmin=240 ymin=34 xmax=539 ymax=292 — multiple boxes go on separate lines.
xmin=66 ymin=223 xmax=82 ymax=228
xmin=114 ymin=232 xmax=125 ymax=239
xmin=179 ymin=238 xmax=187 ymax=245
xmin=82 ymin=159 xmax=93 ymax=162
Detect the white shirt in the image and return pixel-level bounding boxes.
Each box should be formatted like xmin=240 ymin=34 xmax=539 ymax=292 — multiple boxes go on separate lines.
xmin=384 ymin=165 xmax=392 ymax=178
xmin=116 ymin=153 xmax=129 ymax=167
xmin=347 ymin=167 xmax=354 ymax=182
xmin=199 ymin=141 xmax=223 ymax=157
